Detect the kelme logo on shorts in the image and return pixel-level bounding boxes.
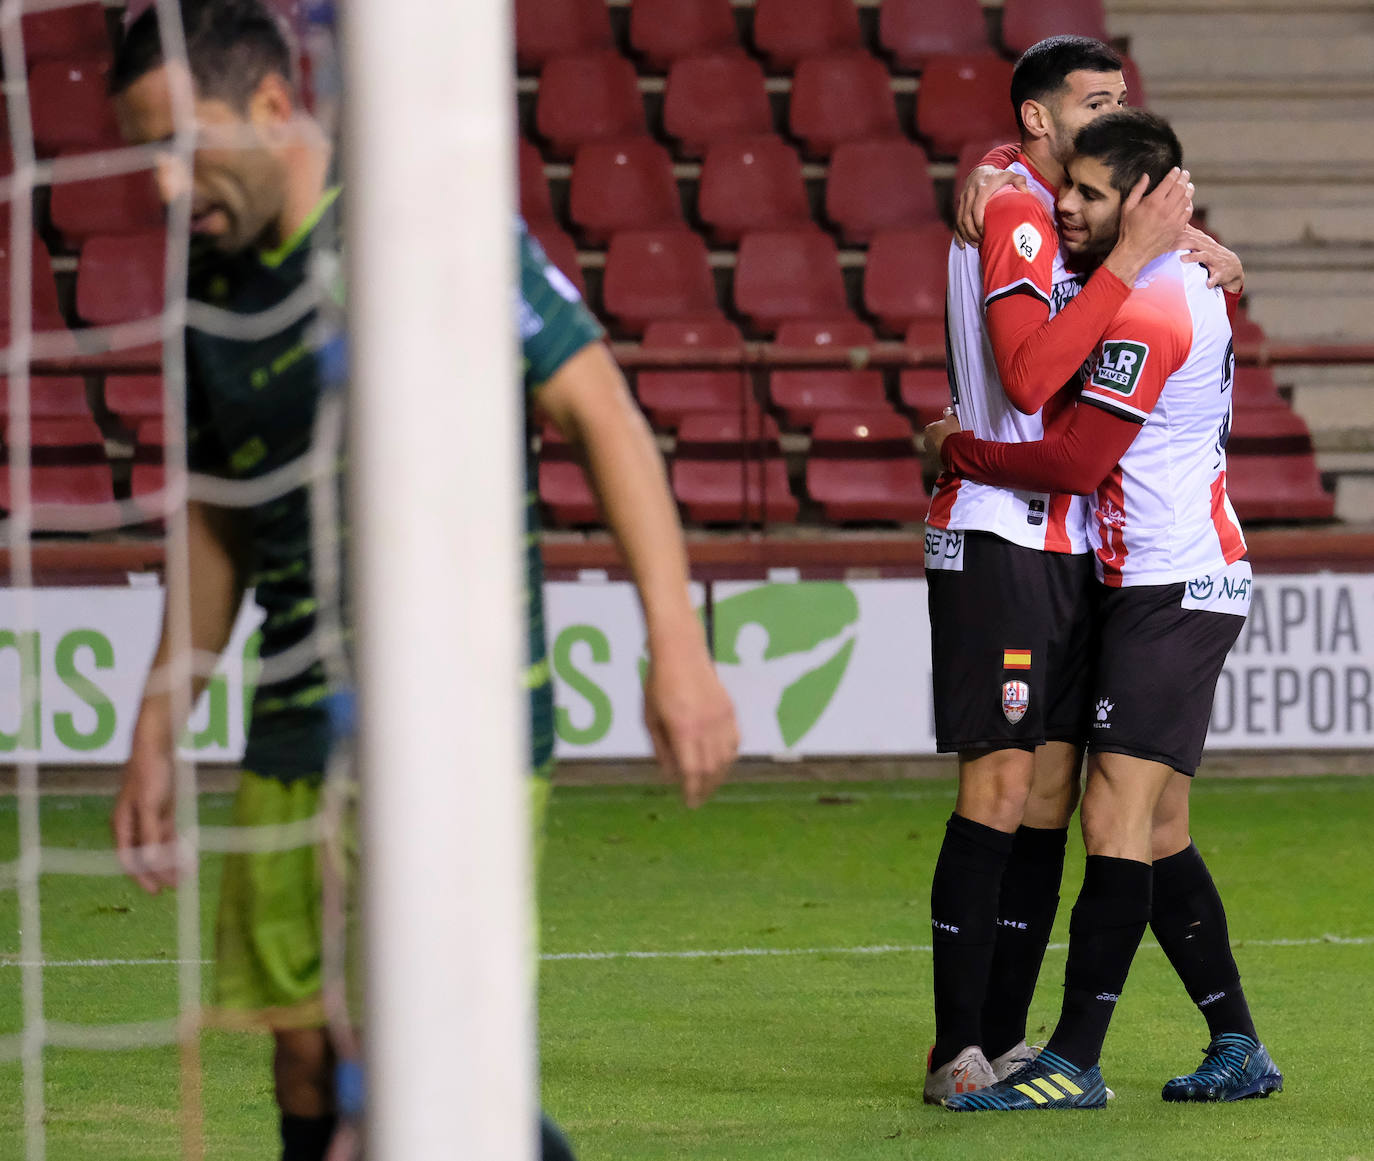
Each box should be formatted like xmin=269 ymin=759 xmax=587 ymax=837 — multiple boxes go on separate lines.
xmin=1090 ymin=340 xmax=1150 ymax=398
xmin=713 ymin=583 xmax=859 ymax=748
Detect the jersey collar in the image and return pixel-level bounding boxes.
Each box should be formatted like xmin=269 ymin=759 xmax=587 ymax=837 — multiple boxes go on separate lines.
xmin=1016 ymin=152 xmax=1060 ymax=200
xmin=259 ymin=185 xmax=342 ymax=269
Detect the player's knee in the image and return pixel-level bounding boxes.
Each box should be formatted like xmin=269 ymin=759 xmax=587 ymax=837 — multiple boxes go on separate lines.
xmin=274 ymin=1028 xmax=335 ymax=1116
xmin=957 ymin=748 xmax=1034 ymax=831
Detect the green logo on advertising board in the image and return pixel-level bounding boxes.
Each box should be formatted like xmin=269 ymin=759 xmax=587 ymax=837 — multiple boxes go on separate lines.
xmin=713 ymin=583 xmax=859 ymax=747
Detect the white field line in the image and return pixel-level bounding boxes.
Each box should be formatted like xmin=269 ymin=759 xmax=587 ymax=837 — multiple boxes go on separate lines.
xmin=2 ymin=935 xmax=1369 ymax=969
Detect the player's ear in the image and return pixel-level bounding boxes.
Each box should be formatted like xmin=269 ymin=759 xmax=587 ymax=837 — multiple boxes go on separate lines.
xmin=249 ymin=71 xmax=294 ymax=132
xmin=1019 ymin=98 xmax=1050 ymax=141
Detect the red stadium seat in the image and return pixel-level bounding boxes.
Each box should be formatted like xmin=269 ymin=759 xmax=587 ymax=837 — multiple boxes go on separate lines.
xmin=129 ymin=419 xmax=166 ymax=518
xmin=630 ymin=0 xmax=739 ymax=72
xmin=864 ymin=223 xmax=952 ymax=335
xmin=105 ymin=376 xmax=165 ymax=422
xmin=0 ymin=377 xmax=89 ymax=420
xmin=23 ymin=3 xmax=109 ymax=61
xmin=638 ymin=318 xmax=749 ymax=427
xmin=905 ymin=316 xmax=945 ymax=351
xmin=539 ymin=460 xmax=601 ymax=527
xmin=642 ymin=316 xmax=744 ymax=355
xmin=775 ymin=317 xmax=876 ymax=349
xmin=518 ymin=138 xmax=555 ymax=227
xmin=0 ymin=232 xmax=68 ymax=343
xmin=569 ymin=138 xmax=683 ymax=245
xmin=1231 ymin=309 xmax=1267 ymax=347
xmin=753 ymin=0 xmax=862 ymax=72
xmin=672 ymin=456 xmax=798 ymax=523
xmin=663 ymin=53 xmax=773 ymax=158
xmin=879 ymin=0 xmax=990 ymax=70
xmin=1001 ymin=0 xmax=1109 ymax=57
xmin=955 ymin=135 xmax=1017 ymax=189
xmin=49 ymin=162 xmax=164 ymax=241
xmin=697 ymin=135 xmax=811 ymax=245
xmin=76 ymin=231 xmax=166 ymax=325
xmin=1121 ymin=55 xmax=1148 ymax=108
xmin=514 ymin=0 xmax=614 ymax=72
xmin=734 ymin=229 xmax=850 ymax=334
xmin=806 ymin=411 xmax=927 ymax=523
xmin=528 ymin=224 xmax=588 ymax=299
xmin=770 ymin=369 xmax=889 ymax=428
xmin=1232 ymin=367 xmax=1288 ymax=411
xmin=536 ymin=51 xmax=646 ymax=158
xmin=899 ymin=368 xmax=953 ymax=423
xmin=914 ymin=53 xmax=1017 ymax=157
xmin=1228 ymin=407 xmax=1315 ymax=454
xmin=0 ymin=418 xmax=114 ymax=515
xmin=790 ymin=51 xmax=901 ymax=158
xmin=676 ymin=410 xmax=782 ymax=451
xmin=603 ymin=229 xmax=720 ymax=334
xmin=826 ymin=139 xmax=939 ymax=245
xmin=1225 ymin=455 xmax=1335 ymax=522
xmin=30 ymin=56 xmax=121 ymax=155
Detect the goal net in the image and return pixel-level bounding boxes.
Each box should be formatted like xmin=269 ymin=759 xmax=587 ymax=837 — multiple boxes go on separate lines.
xmin=1 ymin=1 xmax=532 ymax=1157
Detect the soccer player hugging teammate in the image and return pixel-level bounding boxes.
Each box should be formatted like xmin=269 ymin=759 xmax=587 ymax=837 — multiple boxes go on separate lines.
xmin=921 ymin=35 xmax=1193 ymax=1104
xmin=927 ymin=109 xmax=1283 ymax=1110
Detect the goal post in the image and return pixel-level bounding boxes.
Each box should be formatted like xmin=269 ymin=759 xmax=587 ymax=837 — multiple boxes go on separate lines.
xmin=341 ymin=1 xmax=535 ymax=1158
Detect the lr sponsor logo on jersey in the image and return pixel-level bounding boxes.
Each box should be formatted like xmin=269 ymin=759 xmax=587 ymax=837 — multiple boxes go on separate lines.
xmin=1014 ymin=222 xmax=1043 ymax=262
xmin=923 ymin=528 xmax=965 ymax=572
xmin=1002 ymin=680 xmax=1030 ymax=724
xmin=1094 ymin=697 xmax=1114 ymax=728
xmin=1089 ymin=340 xmax=1150 ymax=398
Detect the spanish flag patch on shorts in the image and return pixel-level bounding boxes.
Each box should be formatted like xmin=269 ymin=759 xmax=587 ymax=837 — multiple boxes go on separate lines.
xmin=1003 ymin=649 xmax=1032 ymax=670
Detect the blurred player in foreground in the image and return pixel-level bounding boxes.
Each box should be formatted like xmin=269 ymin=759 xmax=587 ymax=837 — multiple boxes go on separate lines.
xmin=107 ymin=3 xmax=736 ymax=1159
xmin=929 ymin=110 xmax=1283 ymax=1111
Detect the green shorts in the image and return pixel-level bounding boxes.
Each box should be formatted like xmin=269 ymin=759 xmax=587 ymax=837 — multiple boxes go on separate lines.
xmin=214 ymin=768 xmax=554 ymax=1028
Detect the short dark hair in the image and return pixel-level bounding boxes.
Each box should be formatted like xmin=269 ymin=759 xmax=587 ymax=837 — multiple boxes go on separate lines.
xmin=110 ymin=0 xmax=295 ymax=110
xmin=1010 ymin=35 xmax=1123 ymax=134
xmin=1072 ymin=109 xmax=1183 ymax=197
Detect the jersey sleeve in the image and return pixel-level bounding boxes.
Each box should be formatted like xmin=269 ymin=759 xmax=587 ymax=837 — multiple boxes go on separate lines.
xmin=980 ymin=188 xmax=1057 ymax=311
xmin=519 ymin=222 xmax=604 ymax=394
xmin=1077 ymin=301 xmax=1180 ymax=424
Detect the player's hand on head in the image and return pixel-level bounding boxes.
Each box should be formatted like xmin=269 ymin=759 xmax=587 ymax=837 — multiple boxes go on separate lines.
xmin=643 ymin=633 xmax=739 ymax=809
xmin=1118 ymin=167 xmax=1194 ymax=265
xmin=922 ymin=408 xmax=962 ymax=464
xmin=1179 ymin=224 xmax=1245 ymax=293
xmin=112 ymin=744 xmax=180 ymax=894
xmin=954 ymin=166 xmax=1028 ymax=249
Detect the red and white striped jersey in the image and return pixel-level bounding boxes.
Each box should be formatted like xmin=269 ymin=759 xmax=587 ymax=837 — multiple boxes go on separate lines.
xmin=1081 ymin=253 xmax=1247 ymax=586
xmin=927 ymin=159 xmax=1092 ymax=554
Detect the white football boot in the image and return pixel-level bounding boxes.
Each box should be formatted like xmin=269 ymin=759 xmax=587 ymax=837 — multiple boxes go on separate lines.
xmin=924 ymin=1044 xmax=996 ymax=1106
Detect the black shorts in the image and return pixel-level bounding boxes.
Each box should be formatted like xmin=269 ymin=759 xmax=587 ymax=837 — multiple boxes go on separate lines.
xmin=927 ymin=530 xmax=1096 ymax=754
xmin=1087 ymin=580 xmax=1246 ymax=775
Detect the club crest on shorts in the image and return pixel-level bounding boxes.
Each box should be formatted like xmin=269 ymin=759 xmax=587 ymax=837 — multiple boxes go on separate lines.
xmin=1001 ymin=680 xmax=1030 ymax=724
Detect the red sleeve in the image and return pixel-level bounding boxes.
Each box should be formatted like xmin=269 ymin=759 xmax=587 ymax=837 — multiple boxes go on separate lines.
xmin=978 ymin=143 xmax=1021 ymax=171
xmin=940 ymin=400 xmax=1140 ymax=495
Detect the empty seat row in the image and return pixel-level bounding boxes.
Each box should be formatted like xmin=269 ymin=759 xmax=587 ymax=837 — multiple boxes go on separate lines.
xmin=535 ymin=48 xmax=1019 ymax=159
xmin=516 ymin=0 xmax=1107 ymax=73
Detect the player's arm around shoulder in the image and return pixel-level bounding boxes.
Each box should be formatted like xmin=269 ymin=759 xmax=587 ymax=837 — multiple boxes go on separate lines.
xmin=537 ymin=346 xmax=739 ymax=806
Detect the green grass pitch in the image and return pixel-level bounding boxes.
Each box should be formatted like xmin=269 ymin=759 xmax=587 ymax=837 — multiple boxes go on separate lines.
xmin=2 ymin=774 xmax=1372 ymax=1160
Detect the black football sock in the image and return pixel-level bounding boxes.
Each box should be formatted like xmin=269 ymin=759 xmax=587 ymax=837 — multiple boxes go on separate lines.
xmin=1151 ymin=842 xmax=1258 ymax=1043
xmin=541 ymin=1112 xmax=579 ymax=1161
xmin=930 ymin=812 xmax=1016 ymax=1070
xmin=1044 ymin=855 xmax=1152 ymax=1070
xmin=280 ymin=1113 xmax=336 ymax=1161
xmin=981 ymin=825 xmax=1068 ymax=1060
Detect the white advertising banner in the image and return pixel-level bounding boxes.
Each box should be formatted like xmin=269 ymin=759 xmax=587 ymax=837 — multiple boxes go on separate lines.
xmin=1 ymin=576 xmax=1371 ymax=764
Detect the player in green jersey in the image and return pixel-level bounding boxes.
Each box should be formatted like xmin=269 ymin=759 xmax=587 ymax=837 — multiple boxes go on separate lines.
xmin=109 ymin=4 xmax=737 ymax=1159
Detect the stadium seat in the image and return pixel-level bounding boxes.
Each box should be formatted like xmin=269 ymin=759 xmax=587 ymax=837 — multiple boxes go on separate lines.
xmin=914 ymin=53 xmax=1017 ymax=157
xmin=770 ymin=369 xmax=890 ymax=429
xmin=629 ymin=0 xmax=739 ymax=72
xmin=663 ymin=53 xmax=773 ymax=158
xmin=0 ymin=231 xmax=68 ymax=343
xmin=1231 ymin=309 xmax=1268 ymax=348
xmin=879 ymin=0 xmax=990 ymax=70
xmin=603 ymin=229 xmax=720 ymax=334
xmin=1225 ymin=454 xmax=1335 ymax=522
xmin=1228 ymin=407 xmax=1315 ymax=454
xmin=30 ymin=56 xmax=121 ymax=155
xmin=539 ymin=459 xmax=601 ymax=527
xmin=825 ymin=139 xmax=939 ymax=246
xmin=806 ymin=411 xmax=927 ymax=523
xmin=528 ymin=224 xmax=588 ymax=299
xmin=637 ymin=370 xmax=755 ymax=429
xmin=642 ymin=316 xmax=744 ymax=356
xmin=0 ymin=418 xmax=114 ymax=515
xmin=130 ymin=419 xmax=166 ymax=519
xmin=697 ymin=135 xmax=812 ymax=245
xmin=905 ymin=316 xmax=945 ymax=351
xmin=1001 ymin=0 xmax=1109 ymax=57
xmin=774 ymin=317 xmax=876 ymax=350
xmin=789 ymin=51 xmax=901 ymax=158
xmin=676 ymin=410 xmax=782 ymax=451
xmin=752 ymin=0 xmax=863 ymax=72
xmin=49 ymin=162 xmax=164 ymax=241
xmin=899 ymin=368 xmax=953 ymax=423
xmin=514 ymin=0 xmax=614 ymax=72
xmin=105 ymin=375 xmax=165 ymax=423
xmin=536 ymin=51 xmax=646 ymax=158
xmin=1121 ymin=55 xmax=1149 ymax=107
xmin=955 ymin=135 xmax=1017 ymax=189
xmin=569 ymin=138 xmax=683 ymax=245
xmin=1232 ymin=366 xmax=1288 ymax=411
xmin=23 ymin=2 xmax=110 ymax=61
xmin=672 ymin=455 xmax=798 ymax=524
xmin=734 ymin=228 xmax=850 ymax=334
xmin=863 ymin=223 xmax=953 ymax=335
xmin=76 ymin=231 xmax=166 ymax=325
xmin=518 ymin=137 xmax=556 ymax=227
xmin=0 ymin=377 xmax=90 ymax=420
